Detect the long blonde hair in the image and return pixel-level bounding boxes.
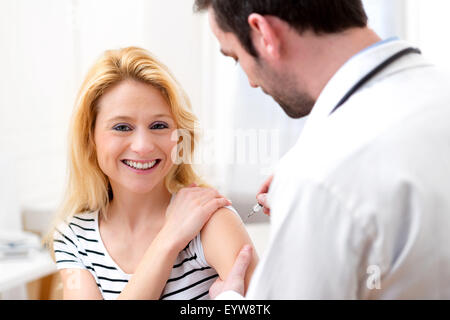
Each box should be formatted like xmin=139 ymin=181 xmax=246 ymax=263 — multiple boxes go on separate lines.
xmin=43 ymin=46 xmax=206 ymax=254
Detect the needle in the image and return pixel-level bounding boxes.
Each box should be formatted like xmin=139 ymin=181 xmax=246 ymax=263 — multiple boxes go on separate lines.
xmin=247 ymin=203 xmax=263 ymax=219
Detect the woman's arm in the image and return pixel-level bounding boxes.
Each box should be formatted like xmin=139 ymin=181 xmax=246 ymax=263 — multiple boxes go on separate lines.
xmin=116 ymin=231 xmax=182 ymax=299
xmin=59 ymin=234 xmax=179 ymax=300
xmin=201 ymin=208 xmax=259 ymax=294
xmin=60 ymin=269 xmax=103 ymax=299
xmin=59 ymin=186 xmax=232 ymax=300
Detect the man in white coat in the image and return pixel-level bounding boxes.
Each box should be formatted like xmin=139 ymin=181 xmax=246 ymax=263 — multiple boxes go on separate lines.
xmin=194 ymin=0 xmax=450 ymax=299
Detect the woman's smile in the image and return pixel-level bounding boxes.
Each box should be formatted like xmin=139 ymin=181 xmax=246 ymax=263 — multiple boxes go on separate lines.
xmin=121 ymin=158 xmax=162 ymax=174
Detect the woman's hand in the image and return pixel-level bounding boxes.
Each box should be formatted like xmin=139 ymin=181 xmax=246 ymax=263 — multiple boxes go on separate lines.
xmin=256 ymin=175 xmax=273 ymax=216
xmin=160 ymin=184 xmax=232 ymax=252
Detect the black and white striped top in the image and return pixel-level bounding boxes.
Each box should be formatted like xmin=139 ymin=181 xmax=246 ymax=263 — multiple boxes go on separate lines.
xmin=53 ymin=209 xmax=236 ymax=300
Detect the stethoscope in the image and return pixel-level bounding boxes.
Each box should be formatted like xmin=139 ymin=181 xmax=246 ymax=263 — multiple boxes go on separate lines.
xmin=329 ymin=47 xmax=422 ymax=115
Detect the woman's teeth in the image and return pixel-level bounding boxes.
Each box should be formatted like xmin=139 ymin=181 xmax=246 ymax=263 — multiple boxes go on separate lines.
xmin=123 ymin=160 xmax=158 ymax=170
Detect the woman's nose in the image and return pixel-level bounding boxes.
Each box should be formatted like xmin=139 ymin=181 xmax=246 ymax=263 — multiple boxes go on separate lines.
xmin=130 ymin=130 xmax=155 ymax=156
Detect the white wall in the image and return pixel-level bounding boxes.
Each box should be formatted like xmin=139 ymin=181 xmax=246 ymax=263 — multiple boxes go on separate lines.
xmin=404 ymin=0 xmax=450 ymax=71
xmin=363 ymin=0 xmax=450 ymax=71
xmin=0 ymin=0 xmax=76 ymax=228
xmin=363 ymin=0 xmax=408 ymax=39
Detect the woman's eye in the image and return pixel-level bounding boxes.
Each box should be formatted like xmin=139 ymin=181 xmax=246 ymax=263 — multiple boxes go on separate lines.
xmin=150 ymin=122 xmax=168 ymax=130
xmin=112 ymin=124 xmax=132 ymax=132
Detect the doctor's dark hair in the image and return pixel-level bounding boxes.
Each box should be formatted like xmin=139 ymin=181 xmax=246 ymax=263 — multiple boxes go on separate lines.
xmin=194 ymin=0 xmax=368 ymax=57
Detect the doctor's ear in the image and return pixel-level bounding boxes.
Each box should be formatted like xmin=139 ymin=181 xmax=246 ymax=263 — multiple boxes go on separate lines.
xmin=248 ymin=13 xmax=281 ymax=60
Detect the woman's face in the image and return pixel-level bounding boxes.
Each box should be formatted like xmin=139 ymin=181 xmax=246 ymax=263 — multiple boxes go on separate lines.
xmin=94 ymin=79 xmax=177 ymax=195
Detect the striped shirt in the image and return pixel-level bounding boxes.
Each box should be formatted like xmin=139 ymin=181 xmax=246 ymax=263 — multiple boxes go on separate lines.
xmin=53 ymin=209 xmax=237 ymax=300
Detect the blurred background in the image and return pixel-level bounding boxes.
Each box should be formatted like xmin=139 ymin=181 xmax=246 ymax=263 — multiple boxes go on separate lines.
xmin=0 ymin=0 xmax=449 ymax=299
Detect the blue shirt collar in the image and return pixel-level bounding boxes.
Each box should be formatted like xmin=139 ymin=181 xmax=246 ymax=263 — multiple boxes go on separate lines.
xmin=351 ymin=36 xmax=400 ymax=60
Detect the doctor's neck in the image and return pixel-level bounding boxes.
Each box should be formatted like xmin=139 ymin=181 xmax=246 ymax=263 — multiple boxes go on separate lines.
xmin=288 ymin=27 xmax=382 ymax=101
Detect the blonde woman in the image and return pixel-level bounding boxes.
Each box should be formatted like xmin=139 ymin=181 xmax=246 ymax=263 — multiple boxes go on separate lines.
xmin=44 ymin=47 xmax=258 ymax=300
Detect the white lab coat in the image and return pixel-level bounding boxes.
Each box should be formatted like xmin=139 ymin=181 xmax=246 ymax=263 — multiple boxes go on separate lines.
xmin=220 ymin=39 xmax=450 ymax=299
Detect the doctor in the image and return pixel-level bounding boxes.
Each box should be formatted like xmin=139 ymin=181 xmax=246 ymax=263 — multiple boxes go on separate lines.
xmin=194 ymin=0 xmax=450 ymax=299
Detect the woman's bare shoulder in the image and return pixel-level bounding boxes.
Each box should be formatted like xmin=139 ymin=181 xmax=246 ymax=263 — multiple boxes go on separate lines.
xmin=200 ymin=206 xmax=258 ymax=286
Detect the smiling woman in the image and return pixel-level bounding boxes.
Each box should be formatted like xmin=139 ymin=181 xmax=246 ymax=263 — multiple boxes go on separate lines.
xmin=93 ymin=80 xmax=178 ymax=196
xmin=42 ymin=47 xmax=258 ymax=300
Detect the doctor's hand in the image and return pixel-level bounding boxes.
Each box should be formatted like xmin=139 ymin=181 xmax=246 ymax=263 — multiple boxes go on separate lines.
xmin=209 ymin=245 xmax=253 ymax=299
xmin=256 ymin=175 xmax=273 ymax=216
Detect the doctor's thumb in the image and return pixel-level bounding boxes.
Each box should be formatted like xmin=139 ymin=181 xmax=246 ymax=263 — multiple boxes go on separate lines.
xmin=230 ymin=245 xmax=253 ymax=280
xmin=257 ymin=193 xmax=267 ymax=206
xmin=257 ymin=194 xmax=270 ymax=215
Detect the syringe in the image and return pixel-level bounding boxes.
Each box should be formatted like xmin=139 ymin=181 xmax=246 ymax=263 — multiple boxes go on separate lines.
xmin=247 ymin=202 xmax=263 ymax=219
